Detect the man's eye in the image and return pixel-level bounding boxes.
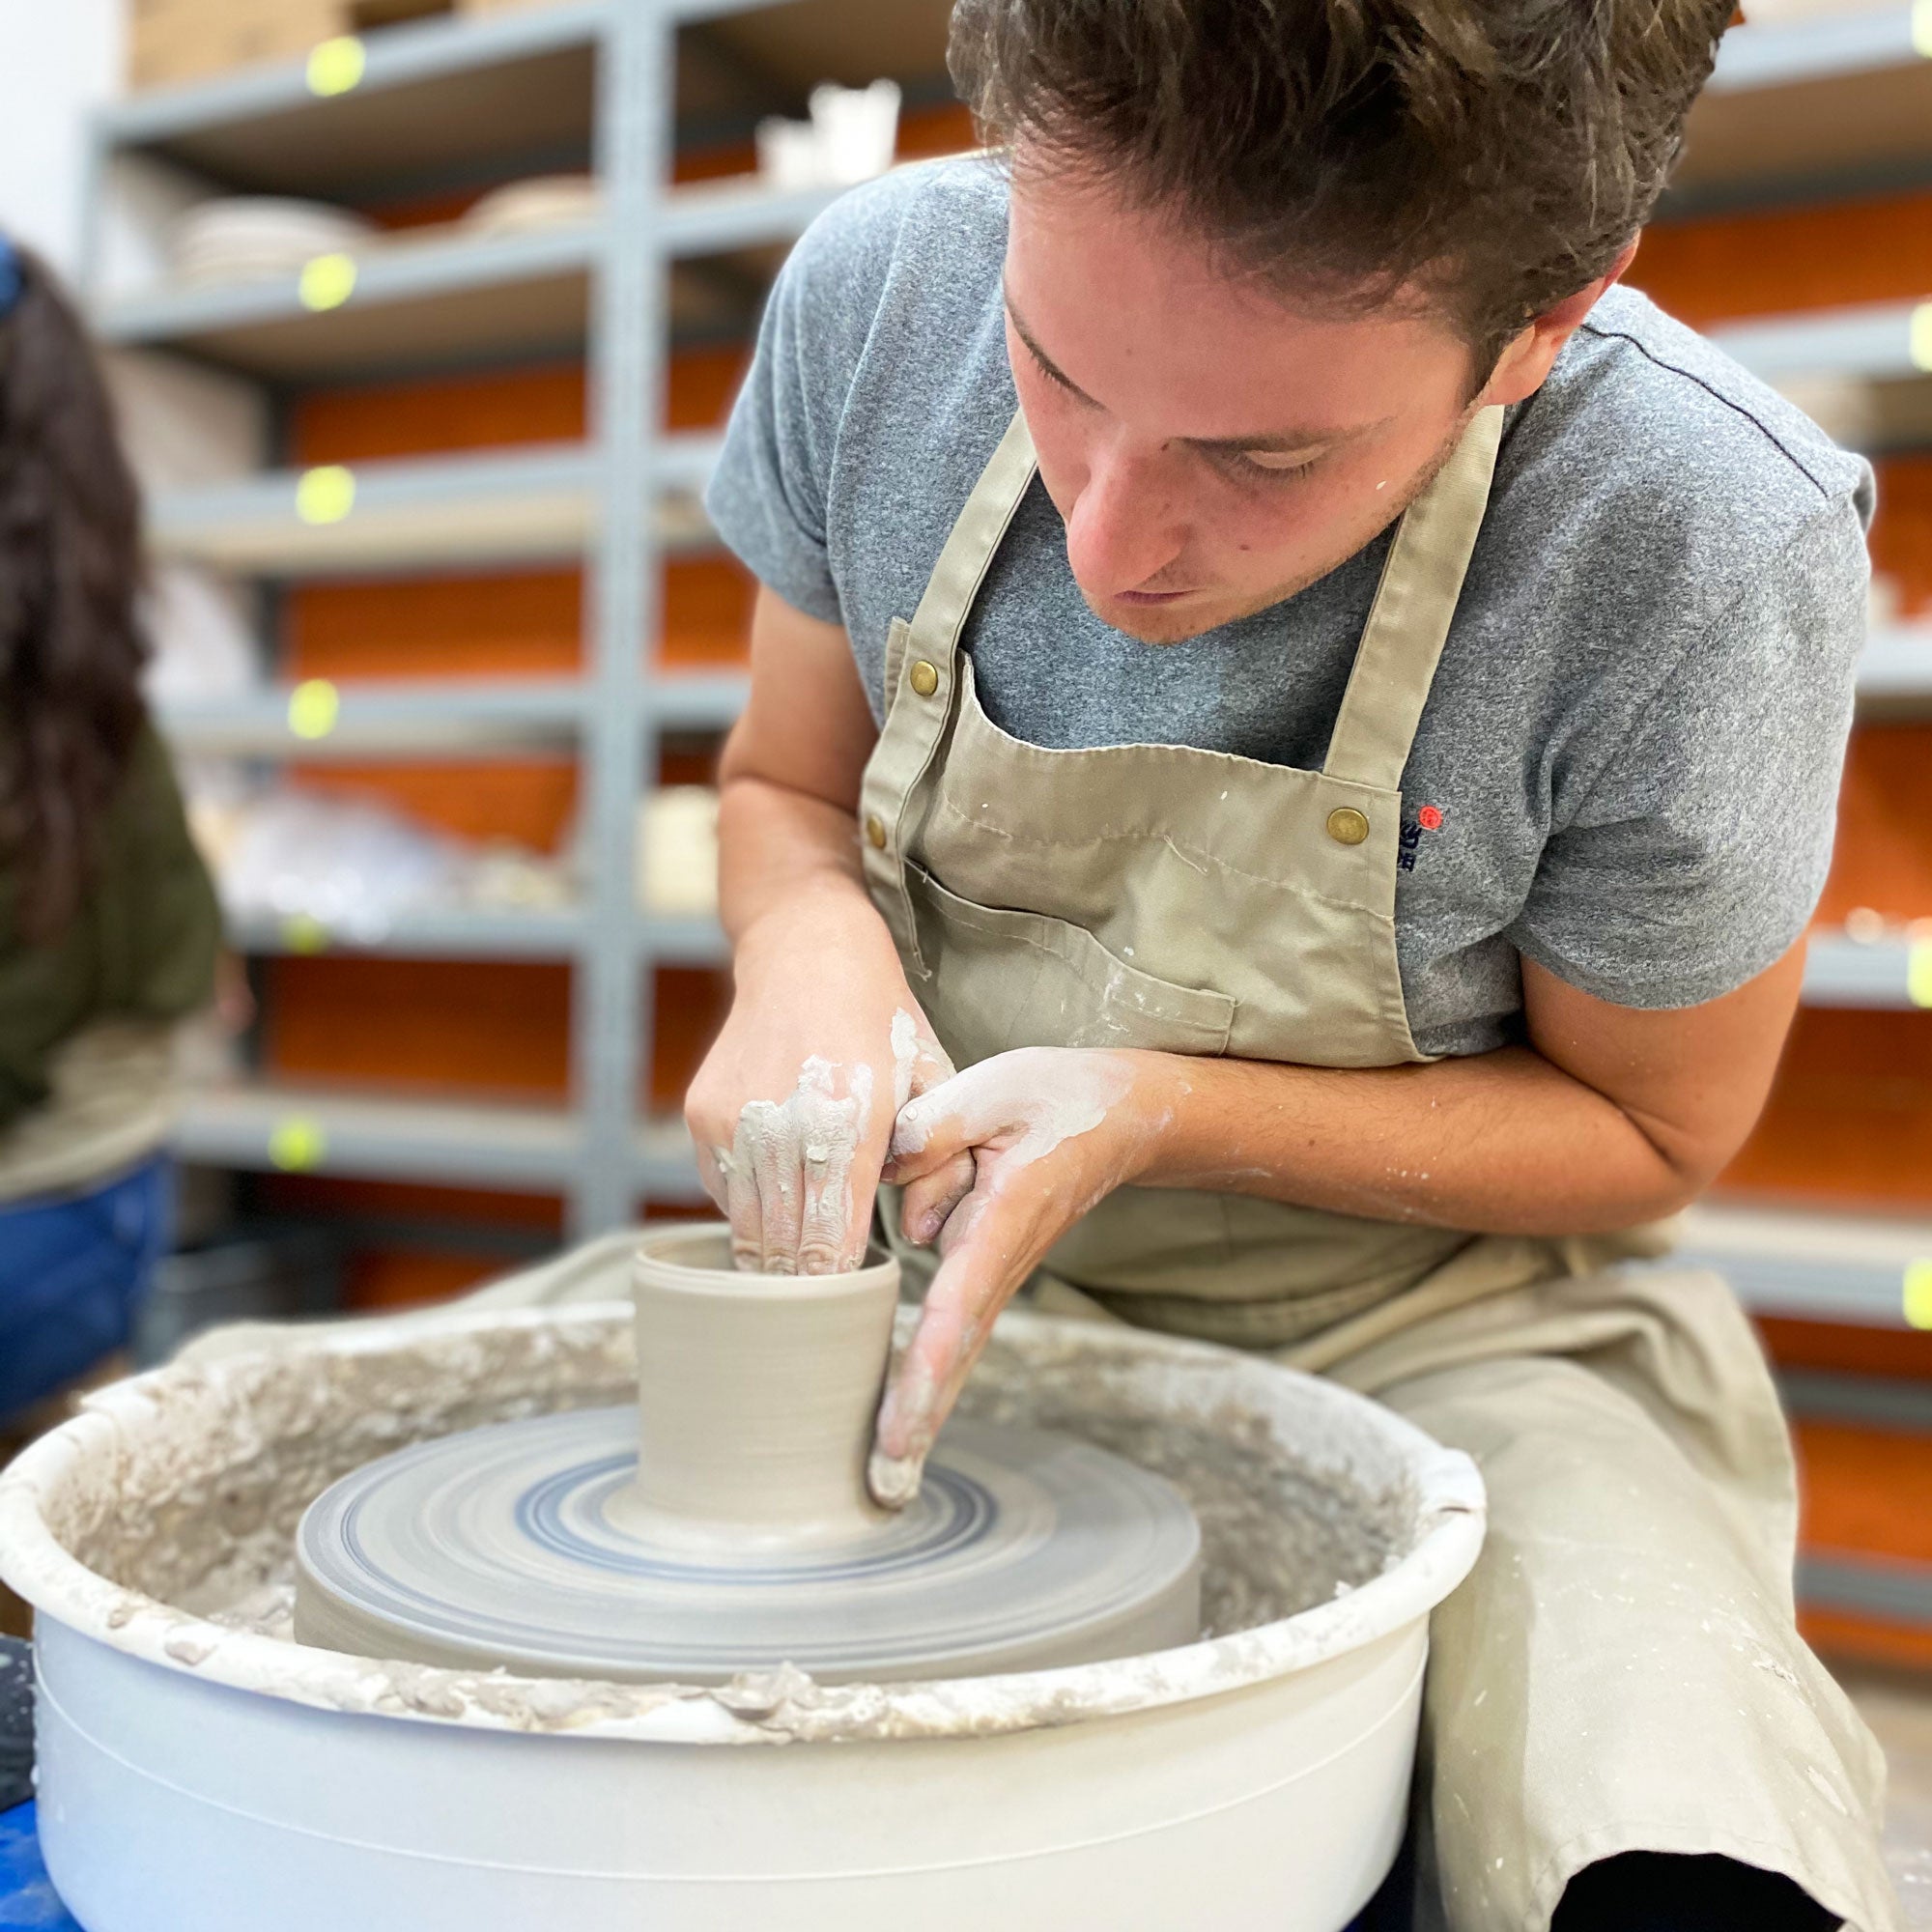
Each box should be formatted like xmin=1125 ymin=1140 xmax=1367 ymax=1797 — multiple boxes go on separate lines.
xmin=1216 ymin=449 xmax=1321 ymax=486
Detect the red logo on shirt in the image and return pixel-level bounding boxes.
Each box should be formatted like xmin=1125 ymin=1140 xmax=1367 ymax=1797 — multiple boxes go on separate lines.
xmin=1399 ymin=805 xmax=1443 ymax=873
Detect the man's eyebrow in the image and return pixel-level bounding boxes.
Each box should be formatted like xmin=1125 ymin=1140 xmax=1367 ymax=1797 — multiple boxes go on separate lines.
xmin=1004 ymin=287 xmax=1390 ymax=455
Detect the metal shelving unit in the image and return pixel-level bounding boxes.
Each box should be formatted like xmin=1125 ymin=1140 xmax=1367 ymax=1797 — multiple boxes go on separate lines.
xmin=1654 ymin=10 xmax=1932 ymax=1647
xmin=1679 ymin=1201 xmax=1932 ymax=1328
xmin=222 ymin=905 xmax=588 ymax=959
xmin=1803 ymin=930 xmax=1932 ymax=1009
xmin=171 ymin=1080 xmax=707 ymax=1198
xmin=1672 ymin=3 xmax=1932 ymax=214
xmin=96 ymin=185 xmax=842 ymax=380
xmin=91 ymin=0 xmax=952 ymax=1232
xmin=1859 ymin=622 xmax=1932 ymax=705
xmin=156 ymin=675 xmax=590 ymax=754
xmin=145 ymin=438 xmax=724 ymax=575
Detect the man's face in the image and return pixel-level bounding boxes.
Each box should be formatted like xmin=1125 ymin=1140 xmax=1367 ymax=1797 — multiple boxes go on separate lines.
xmin=1004 ymin=162 xmax=1486 ymax=644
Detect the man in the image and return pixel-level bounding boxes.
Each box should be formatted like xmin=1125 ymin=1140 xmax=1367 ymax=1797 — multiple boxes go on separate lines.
xmin=688 ymin=1 xmax=1897 ymax=1926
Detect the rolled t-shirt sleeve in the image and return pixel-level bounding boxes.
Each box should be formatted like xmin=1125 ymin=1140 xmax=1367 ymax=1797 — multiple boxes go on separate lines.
xmin=703 ymin=182 xmax=898 ymax=625
xmin=1508 ymin=495 xmax=1870 ymax=1009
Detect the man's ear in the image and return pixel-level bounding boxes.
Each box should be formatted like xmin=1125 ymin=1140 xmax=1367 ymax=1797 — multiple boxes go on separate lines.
xmin=1480 ymin=235 xmax=1642 ymax=409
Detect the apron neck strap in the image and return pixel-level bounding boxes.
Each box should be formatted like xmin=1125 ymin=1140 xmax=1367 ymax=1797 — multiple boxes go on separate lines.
xmin=895 ymin=411 xmax=1039 ymax=691
xmin=1321 ymin=404 xmax=1503 ymax=792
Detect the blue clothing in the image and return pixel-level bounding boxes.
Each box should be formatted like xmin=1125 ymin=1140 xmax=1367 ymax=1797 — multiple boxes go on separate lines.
xmin=0 ymin=1156 xmax=172 ymax=1423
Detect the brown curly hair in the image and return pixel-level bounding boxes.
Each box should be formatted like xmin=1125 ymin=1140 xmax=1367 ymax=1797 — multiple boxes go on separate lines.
xmin=0 ymin=242 xmax=149 ymax=944
xmin=951 ymin=0 xmax=1736 ymax=371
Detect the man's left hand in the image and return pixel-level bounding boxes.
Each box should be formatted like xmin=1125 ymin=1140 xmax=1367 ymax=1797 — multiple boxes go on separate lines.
xmin=867 ymin=1045 xmax=1181 ymax=1506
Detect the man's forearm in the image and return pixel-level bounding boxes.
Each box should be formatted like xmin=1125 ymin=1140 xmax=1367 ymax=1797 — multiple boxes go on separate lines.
xmin=716 ymin=772 xmax=875 ymax=953
xmin=1132 ymin=1044 xmax=1712 ymax=1236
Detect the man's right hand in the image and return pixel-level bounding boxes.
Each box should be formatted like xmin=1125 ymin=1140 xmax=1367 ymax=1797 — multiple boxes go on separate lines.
xmin=685 ymin=889 xmax=965 ymax=1275
xmin=690 ymin=583 xmax=975 ymax=1274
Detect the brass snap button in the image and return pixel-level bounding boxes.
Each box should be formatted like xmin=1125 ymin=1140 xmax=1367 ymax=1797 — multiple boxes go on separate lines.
xmin=1325 ymin=807 xmax=1371 ymax=846
xmin=908 ymin=659 xmax=941 ymax=697
xmin=864 ymin=812 xmax=888 ymax=850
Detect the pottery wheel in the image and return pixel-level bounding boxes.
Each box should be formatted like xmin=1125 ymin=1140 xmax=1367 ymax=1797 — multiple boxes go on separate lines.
xmin=295 ymin=1406 xmax=1203 ymax=1685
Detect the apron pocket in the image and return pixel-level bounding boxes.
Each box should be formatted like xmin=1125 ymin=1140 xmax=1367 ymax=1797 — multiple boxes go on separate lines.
xmin=905 ymin=862 xmax=1236 ymax=1064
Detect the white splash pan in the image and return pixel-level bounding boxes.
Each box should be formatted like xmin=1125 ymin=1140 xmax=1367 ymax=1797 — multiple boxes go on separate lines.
xmin=0 ymin=1298 xmax=1484 ymax=1932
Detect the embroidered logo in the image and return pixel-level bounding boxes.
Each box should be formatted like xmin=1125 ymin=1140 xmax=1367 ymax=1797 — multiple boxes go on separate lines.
xmin=1398 ymin=804 xmax=1445 ymax=872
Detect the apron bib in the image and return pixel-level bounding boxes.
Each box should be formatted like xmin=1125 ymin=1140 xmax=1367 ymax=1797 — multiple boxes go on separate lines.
xmin=858 ymin=407 xmax=1643 ymax=1347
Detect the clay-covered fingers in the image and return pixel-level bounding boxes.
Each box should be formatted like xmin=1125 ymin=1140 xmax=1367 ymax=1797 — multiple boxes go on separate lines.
xmin=794 ymin=1081 xmax=868 ymax=1273
xmin=720 ymin=1067 xmax=879 ymax=1275
xmin=867 ymin=1193 xmax=1009 ymax=1508
xmin=723 ymin=1101 xmax=781 ymax=1270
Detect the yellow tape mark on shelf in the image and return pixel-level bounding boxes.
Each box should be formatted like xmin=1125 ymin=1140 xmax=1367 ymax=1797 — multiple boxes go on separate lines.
xmin=1914 ymin=0 xmax=1932 ymax=60
xmin=1912 ymin=302 xmax=1932 ymax=377
xmin=287 ymin=678 xmax=340 ymax=740
xmin=296 ymin=466 xmax=355 ymax=526
xmin=1908 ymin=940 xmax=1932 ymax=1009
xmin=306 ymin=37 xmax=366 ymax=97
xmin=298 ymin=253 xmax=356 ymax=312
xmin=269 ymin=1117 xmax=327 ymax=1174
xmin=281 ymin=913 xmax=330 ymax=955
xmin=1906 ymin=1261 xmax=1932 ymax=1331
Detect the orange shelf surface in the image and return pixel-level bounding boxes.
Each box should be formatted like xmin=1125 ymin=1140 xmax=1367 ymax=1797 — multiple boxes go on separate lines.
xmin=1726 ymin=1007 xmax=1932 ymax=1208
xmin=1797 ymin=1417 xmax=1932 ymax=1568
xmin=265 ymin=956 xmax=576 ymax=1099
xmin=1816 ymin=724 xmax=1932 ymax=927
xmin=289 ymin=572 xmax=582 ymax=680
xmin=284 ymin=759 xmax=579 ymax=853
xmin=648 ymin=965 xmax=730 ymax=1113
xmin=1758 ymin=1317 xmax=1932 ymax=1382
xmin=1793 ymin=1415 xmax=1932 ymax=1670
xmin=1632 ymin=185 xmax=1932 ymax=331
xmin=1870 ymin=456 xmax=1932 ymax=617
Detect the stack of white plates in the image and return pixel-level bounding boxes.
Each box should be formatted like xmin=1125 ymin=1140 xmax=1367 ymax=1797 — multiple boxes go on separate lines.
xmin=170 ymin=199 xmax=376 ymax=287
xmin=463 ymin=175 xmax=601 ymax=239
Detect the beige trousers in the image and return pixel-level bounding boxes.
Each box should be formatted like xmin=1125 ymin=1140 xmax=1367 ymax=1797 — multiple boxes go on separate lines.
xmin=1314 ymin=1262 xmax=1897 ymax=1932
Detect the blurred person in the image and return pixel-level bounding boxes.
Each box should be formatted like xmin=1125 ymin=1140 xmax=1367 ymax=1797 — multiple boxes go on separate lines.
xmin=0 ymin=236 xmax=220 ymax=1433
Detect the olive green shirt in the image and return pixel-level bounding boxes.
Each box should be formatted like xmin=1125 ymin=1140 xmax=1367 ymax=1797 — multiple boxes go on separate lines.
xmin=0 ymin=722 xmax=220 ymax=1197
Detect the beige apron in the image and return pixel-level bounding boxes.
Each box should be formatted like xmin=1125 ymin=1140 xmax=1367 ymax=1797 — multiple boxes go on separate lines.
xmin=858 ymin=408 xmax=1902 ymax=1932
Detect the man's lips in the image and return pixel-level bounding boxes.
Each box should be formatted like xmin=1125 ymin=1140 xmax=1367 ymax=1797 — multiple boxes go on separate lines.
xmin=1113 ymin=586 xmax=1194 ymax=605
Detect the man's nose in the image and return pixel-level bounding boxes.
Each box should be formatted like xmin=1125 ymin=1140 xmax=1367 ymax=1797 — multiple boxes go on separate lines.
xmin=1063 ymin=439 xmax=1187 ymax=597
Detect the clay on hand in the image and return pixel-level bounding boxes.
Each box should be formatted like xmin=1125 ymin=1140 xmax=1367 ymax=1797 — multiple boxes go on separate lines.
xmin=869 ymin=1049 xmax=1150 ymax=1509
xmin=704 ymin=1056 xmax=874 ymax=1276
xmin=697 ymin=1008 xmax=974 ymax=1279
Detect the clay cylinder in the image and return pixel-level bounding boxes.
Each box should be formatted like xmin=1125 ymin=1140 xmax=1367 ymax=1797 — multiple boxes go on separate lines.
xmin=611 ymin=1222 xmax=899 ymax=1550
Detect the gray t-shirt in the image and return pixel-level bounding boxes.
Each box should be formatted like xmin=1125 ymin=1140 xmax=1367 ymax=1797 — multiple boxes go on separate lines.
xmin=706 ymin=156 xmax=1874 ymax=1057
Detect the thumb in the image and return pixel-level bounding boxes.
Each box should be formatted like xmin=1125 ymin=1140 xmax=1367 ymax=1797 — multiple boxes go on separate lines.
xmin=883 ymin=1075 xmax=980 ymax=1183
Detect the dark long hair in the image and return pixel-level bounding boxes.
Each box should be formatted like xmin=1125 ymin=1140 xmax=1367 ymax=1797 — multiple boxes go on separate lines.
xmin=0 ymin=242 xmax=149 ymax=943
